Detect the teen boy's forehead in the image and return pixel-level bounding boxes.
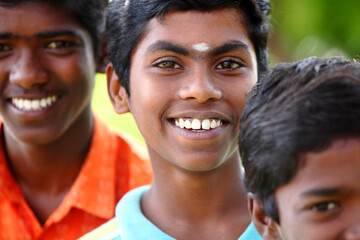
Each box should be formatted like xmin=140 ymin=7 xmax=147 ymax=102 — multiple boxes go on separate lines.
xmin=0 ymin=3 xmax=86 ymax=36
xmin=137 ymin=8 xmax=256 ymax=62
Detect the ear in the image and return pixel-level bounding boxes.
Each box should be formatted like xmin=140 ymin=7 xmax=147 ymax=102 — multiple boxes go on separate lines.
xmin=96 ymin=37 xmax=109 ymax=73
xmin=106 ymin=63 xmax=130 ymax=114
xmin=248 ymin=194 xmax=281 ymax=240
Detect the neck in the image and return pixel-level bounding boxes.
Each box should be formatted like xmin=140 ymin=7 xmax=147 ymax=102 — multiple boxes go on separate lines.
xmin=143 ymin=153 xmax=250 ymax=240
xmin=3 ymin=105 xmax=94 ymax=194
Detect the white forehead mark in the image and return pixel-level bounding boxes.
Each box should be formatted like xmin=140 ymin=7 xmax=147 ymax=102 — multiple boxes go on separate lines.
xmin=124 ymin=0 xmax=130 ymax=7
xmin=192 ymin=43 xmax=211 ymax=52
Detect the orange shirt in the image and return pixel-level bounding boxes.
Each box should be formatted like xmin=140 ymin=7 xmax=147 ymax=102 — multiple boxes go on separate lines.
xmin=0 ymin=116 xmax=152 ymax=240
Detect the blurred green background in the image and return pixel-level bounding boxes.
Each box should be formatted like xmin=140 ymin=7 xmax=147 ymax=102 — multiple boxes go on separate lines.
xmin=92 ymin=0 xmax=360 ymax=143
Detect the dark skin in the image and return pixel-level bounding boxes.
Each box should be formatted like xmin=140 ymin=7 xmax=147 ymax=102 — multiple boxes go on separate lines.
xmin=0 ymin=3 xmax=102 ymax=225
xmin=3 ymin=107 xmax=93 ymax=225
xmin=142 ymin=152 xmax=250 ymax=240
xmin=108 ymin=9 xmax=257 ymax=239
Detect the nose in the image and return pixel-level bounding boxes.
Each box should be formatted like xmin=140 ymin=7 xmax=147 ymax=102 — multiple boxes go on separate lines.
xmin=178 ymin=67 xmax=222 ymax=103
xmin=9 ymin=49 xmax=48 ymax=89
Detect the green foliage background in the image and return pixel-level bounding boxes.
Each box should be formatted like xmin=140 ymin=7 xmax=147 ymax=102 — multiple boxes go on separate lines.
xmin=92 ymin=0 xmax=360 ymax=143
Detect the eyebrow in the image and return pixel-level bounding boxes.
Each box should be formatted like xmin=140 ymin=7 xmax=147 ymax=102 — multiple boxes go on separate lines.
xmin=146 ymin=40 xmax=250 ymax=58
xmin=35 ymin=30 xmax=79 ymax=39
xmin=146 ymin=41 xmax=190 ymax=56
xmin=301 ymin=187 xmax=347 ymax=197
xmin=0 ymin=30 xmax=79 ymax=40
xmin=210 ymin=40 xmax=249 ymax=57
xmin=0 ymin=32 xmax=13 ymax=39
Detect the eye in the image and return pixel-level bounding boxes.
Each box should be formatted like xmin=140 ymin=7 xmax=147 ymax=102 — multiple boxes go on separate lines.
xmin=0 ymin=43 xmax=12 ymax=52
xmin=0 ymin=44 xmax=12 ymax=59
xmin=310 ymin=201 xmax=339 ymax=212
xmin=47 ymin=40 xmax=74 ymax=49
xmin=215 ymin=60 xmax=242 ymax=70
xmin=156 ymin=60 xmax=182 ymax=69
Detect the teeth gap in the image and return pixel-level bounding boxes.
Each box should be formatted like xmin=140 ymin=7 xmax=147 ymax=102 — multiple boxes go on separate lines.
xmin=173 ymin=118 xmax=224 ymax=130
xmin=11 ymin=96 xmax=58 ymax=111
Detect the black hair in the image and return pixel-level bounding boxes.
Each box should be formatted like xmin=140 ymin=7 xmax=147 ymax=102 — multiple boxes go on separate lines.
xmin=0 ymin=0 xmax=109 ymax=57
xmin=106 ymin=0 xmax=271 ymax=95
xmin=239 ymin=57 xmax=360 ymax=223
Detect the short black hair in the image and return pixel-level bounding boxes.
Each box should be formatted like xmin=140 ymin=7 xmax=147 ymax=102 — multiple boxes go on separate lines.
xmin=0 ymin=0 xmax=109 ymax=57
xmin=239 ymin=57 xmax=360 ymax=223
xmin=106 ymin=0 xmax=271 ymax=95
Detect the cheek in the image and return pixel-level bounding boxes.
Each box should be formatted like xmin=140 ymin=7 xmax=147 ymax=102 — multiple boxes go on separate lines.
xmin=228 ymin=84 xmax=250 ymax=115
xmin=50 ymin=56 xmax=94 ymax=90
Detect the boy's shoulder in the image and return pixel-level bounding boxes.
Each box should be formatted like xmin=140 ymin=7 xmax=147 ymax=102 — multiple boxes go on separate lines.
xmin=79 ymin=185 xmax=177 ymax=240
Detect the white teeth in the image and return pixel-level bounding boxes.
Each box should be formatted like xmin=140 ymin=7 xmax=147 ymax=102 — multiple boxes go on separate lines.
xmin=24 ymin=100 xmax=32 ymax=111
xmin=31 ymin=100 xmax=40 ymax=109
xmin=18 ymin=99 xmax=24 ymax=109
xmin=40 ymin=98 xmax=47 ymax=108
xmin=174 ymin=118 xmax=223 ymax=130
xmin=185 ymin=119 xmax=192 ymax=129
xmin=210 ymin=120 xmax=217 ymax=129
xmin=179 ymin=118 xmax=185 ymax=128
xmin=202 ymin=119 xmax=210 ymax=130
xmin=192 ymin=119 xmax=201 ymax=130
xmin=11 ymin=95 xmax=57 ymax=111
xmin=216 ymin=120 xmax=221 ymax=127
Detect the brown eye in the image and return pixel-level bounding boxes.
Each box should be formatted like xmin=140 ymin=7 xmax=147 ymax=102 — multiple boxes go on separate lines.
xmin=47 ymin=41 xmax=73 ymax=49
xmin=310 ymin=202 xmax=339 ymax=212
xmin=216 ymin=60 xmax=241 ymax=69
xmin=157 ymin=60 xmax=181 ymax=69
xmin=0 ymin=44 xmax=12 ymax=52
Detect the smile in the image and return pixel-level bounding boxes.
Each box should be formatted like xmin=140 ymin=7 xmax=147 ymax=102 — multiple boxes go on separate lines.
xmin=174 ymin=118 xmax=223 ymax=130
xmin=11 ymin=95 xmax=57 ymax=111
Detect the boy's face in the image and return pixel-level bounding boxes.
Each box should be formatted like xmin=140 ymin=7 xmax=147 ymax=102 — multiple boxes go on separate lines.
xmin=111 ymin=8 xmax=257 ymax=171
xmin=0 ymin=3 xmax=96 ymax=145
xmin=268 ymin=138 xmax=360 ymax=240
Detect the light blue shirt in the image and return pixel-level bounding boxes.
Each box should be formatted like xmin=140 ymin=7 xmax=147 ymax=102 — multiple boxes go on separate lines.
xmin=81 ymin=185 xmax=262 ymax=239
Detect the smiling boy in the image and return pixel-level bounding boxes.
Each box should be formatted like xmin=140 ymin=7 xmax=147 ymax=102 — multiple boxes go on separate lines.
xmin=240 ymin=57 xmax=360 ymax=240
xmin=0 ymin=1 xmax=152 ymax=239
xmin=81 ymin=0 xmax=271 ymax=239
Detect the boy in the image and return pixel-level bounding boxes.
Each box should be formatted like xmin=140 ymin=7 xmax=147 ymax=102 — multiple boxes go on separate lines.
xmin=82 ymin=0 xmax=271 ymax=239
xmin=239 ymin=57 xmax=360 ymax=240
xmin=0 ymin=1 xmax=152 ymax=239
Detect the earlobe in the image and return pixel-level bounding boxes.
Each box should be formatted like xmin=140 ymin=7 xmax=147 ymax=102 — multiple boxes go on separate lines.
xmin=248 ymin=194 xmax=281 ymax=240
xmin=106 ymin=63 xmax=130 ymax=114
